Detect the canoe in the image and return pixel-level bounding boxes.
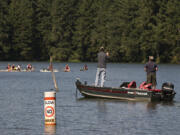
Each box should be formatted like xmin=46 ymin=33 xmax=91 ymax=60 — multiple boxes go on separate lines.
xmin=80 ymin=68 xmax=88 ymax=71
xmin=0 ymin=69 xmax=34 ymax=72
xmin=40 ymin=69 xmax=59 ymax=72
xmin=64 ymin=69 xmax=70 ymax=72
xmin=75 ymin=79 xmax=176 ymax=102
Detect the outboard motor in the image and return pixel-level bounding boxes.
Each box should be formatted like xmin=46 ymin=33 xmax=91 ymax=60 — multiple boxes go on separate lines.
xmin=76 ymin=78 xmax=81 ymax=85
xmin=161 ymin=82 xmax=176 ymax=101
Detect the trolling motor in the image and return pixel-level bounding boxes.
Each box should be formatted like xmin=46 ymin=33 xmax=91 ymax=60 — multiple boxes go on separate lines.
xmin=161 ymin=82 xmax=176 ymax=101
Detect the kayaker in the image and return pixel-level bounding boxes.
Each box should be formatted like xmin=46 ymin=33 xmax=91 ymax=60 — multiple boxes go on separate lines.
xmin=47 ymin=64 xmax=53 ymax=71
xmin=84 ymin=64 xmax=88 ymax=70
xmin=95 ymin=46 xmax=109 ymax=87
xmin=27 ymin=64 xmax=32 ymax=71
xmin=144 ymin=56 xmax=158 ymax=89
xmin=12 ymin=64 xmax=15 ymax=70
xmin=7 ymin=64 xmax=11 ymax=71
xmin=64 ymin=64 xmax=70 ymax=72
xmin=17 ymin=65 xmax=21 ymax=71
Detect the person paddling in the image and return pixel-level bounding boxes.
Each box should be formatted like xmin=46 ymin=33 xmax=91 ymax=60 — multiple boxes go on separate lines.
xmin=48 ymin=64 xmax=53 ymax=71
xmin=17 ymin=65 xmax=21 ymax=71
xmin=64 ymin=64 xmax=70 ymax=72
xmin=84 ymin=64 xmax=88 ymax=70
xmin=7 ymin=64 xmax=11 ymax=71
xmin=26 ymin=64 xmax=33 ymax=71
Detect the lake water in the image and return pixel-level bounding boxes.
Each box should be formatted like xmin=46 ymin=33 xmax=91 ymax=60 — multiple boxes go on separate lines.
xmin=0 ymin=62 xmax=180 ymax=135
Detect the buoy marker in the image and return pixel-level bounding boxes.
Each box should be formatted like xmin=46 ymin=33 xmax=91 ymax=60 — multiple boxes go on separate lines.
xmin=44 ymin=91 xmax=56 ymax=125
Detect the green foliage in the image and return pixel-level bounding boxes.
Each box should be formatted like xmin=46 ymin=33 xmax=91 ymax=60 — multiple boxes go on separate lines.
xmin=0 ymin=0 xmax=179 ymax=63
xmin=6 ymin=0 xmax=34 ymax=60
xmin=0 ymin=1 xmax=11 ymax=60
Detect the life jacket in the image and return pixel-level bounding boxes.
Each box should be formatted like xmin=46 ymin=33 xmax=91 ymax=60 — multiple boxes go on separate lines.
xmin=7 ymin=65 xmax=11 ymax=69
xmin=66 ymin=66 xmax=69 ymax=70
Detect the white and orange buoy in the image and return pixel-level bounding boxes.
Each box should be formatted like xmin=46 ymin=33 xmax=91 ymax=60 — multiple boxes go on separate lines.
xmin=44 ymin=91 xmax=56 ymax=125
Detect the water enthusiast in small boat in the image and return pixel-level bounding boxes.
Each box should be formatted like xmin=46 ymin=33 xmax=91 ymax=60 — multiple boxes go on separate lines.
xmin=64 ymin=64 xmax=70 ymax=72
xmin=26 ymin=64 xmax=33 ymax=71
xmin=84 ymin=64 xmax=88 ymax=70
xmin=7 ymin=64 xmax=21 ymax=71
xmin=95 ymin=46 xmax=109 ymax=87
xmin=7 ymin=64 xmax=11 ymax=71
xmin=144 ymin=56 xmax=158 ymax=89
xmin=80 ymin=64 xmax=88 ymax=71
xmin=47 ymin=63 xmax=53 ymax=71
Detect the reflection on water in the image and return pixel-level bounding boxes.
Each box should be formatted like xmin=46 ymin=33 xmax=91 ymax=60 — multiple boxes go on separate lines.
xmin=44 ymin=125 xmax=56 ymax=135
xmin=146 ymin=102 xmax=158 ymax=110
xmin=161 ymin=101 xmax=175 ymax=106
xmin=97 ymin=100 xmax=107 ymax=113
xmin=146 ymin=101 xmax=175 ymax=111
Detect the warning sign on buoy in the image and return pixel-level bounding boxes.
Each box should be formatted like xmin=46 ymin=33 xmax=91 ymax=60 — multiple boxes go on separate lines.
xmin=44 ymin=92 xmax=56 ymax=125
xmin=45 ymin=106 xmax=55 ymax=117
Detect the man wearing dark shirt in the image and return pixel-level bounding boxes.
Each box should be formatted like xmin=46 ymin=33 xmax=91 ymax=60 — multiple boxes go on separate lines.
xmin=95 ymin=46 xmax=109 ymax=87
xmin=144 ymin=56 xmax=158 ymax=89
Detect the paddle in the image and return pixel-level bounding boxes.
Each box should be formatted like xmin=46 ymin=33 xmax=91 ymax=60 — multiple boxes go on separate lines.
xmin=50 ymin=56 xmax=59 ymax=92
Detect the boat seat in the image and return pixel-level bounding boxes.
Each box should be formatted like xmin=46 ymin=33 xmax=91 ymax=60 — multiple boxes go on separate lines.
xmin=139 ymin=82 xmax=146 ymax=89
xmin=139 ymin=82 xmax=152 ymax=90
xmin=120 ymin=82 xmax=129 ymax=88
xmin=128 ymin=81 xmax=136 ymax=88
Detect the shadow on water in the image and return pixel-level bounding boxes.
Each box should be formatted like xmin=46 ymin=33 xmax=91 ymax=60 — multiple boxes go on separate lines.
xmin=146 ymin=101 xmax=175 ymax=110
xmin=77 ymin=97 xmax=132 ymax=104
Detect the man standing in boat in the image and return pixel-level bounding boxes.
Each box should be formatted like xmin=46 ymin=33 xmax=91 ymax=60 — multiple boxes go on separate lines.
xmin=144 ymin=56 xmax=158 ymax=89
xmin=95 ymin=46 xmax=109 ymax=87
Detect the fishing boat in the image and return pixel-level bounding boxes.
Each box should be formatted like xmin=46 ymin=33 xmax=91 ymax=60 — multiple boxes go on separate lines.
xmin=75 ymin=79 xmax=176 ymax=102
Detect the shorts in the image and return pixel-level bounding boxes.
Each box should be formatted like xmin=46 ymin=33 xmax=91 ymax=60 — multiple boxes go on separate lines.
xmin=147 ymin=72 xmax=157 ymax=86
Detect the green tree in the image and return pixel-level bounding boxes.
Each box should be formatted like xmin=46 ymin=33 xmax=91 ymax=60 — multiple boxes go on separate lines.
xmin=7 ymin=0 xmax=34 ymax=60
xmin=35 ymin=0 xmax=52 ymax=60
xmin=155 ymin=0 xmax=180 ymax=63
xmin=49 ymin=0 xmax=77 ymax=61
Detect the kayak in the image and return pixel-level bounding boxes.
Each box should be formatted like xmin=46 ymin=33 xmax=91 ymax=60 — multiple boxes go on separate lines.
xmin=0 ymin=69 xmax=34 ymax=72
xmin=40 ymin=69 xmax=59 ymax=72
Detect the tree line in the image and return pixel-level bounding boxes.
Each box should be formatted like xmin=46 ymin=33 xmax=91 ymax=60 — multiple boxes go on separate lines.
xmin=0 ymin=0 xmax=179 ymax=63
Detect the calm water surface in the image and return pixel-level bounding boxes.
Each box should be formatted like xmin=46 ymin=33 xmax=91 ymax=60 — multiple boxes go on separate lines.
xmin=0 ymin=62 xmax=180 ymax=135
